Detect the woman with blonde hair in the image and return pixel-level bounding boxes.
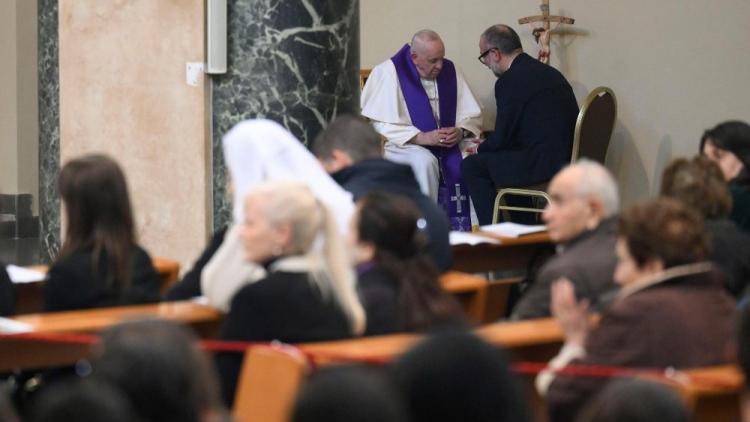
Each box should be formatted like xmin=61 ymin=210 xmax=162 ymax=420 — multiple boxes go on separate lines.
xmin=166 ymin=119 xmax=354 ymax=311
xmin=216 ymin=181 xmax=365 ymax=405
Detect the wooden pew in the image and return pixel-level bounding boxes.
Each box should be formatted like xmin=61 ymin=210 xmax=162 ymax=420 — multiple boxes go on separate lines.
xmin=234 ymin=330 xmax=746 ymax=422
xmin=231 ymin=318 xmax=563 ymax=422
xmin=439 ymin=271 xmax=488 ymax=324
xmin=451 ymin=231 xmax=553 ymax=273
xmin=0 ymin=300 xmax=223 ymax=371
xmin=647 ymin=365 xmax=744 ymax=422
xmin=15 ymin=257 xmax=181 ymax=314
xmin=233 ymin=346 xmax=308 ymax=422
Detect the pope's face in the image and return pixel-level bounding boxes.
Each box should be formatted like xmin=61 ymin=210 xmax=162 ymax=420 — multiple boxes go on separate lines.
xmin=411 ymin=40 xmax=445 ymax=80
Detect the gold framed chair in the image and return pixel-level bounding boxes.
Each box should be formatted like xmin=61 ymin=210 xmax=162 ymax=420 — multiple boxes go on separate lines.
xmin=359 ymin=69 xmax=371 ymax=90
xmin=491 ymin=86 xmax=618 ymax=223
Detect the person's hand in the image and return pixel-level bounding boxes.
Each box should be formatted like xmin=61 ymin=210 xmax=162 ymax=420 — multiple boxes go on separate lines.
xmin=551 ymin=278 xmax=590 ymax=347
xmin=414 ymin=129 xmax=456 ymax=148
xmin=463 ymin=137 xmax=482 ymax=155
xmin=439 ymin=127 xmax=461 ymax=146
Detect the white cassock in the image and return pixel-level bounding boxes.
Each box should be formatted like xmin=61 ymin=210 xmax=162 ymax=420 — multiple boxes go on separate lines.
xmin=361 ymin=59 xmax=483 ymax=201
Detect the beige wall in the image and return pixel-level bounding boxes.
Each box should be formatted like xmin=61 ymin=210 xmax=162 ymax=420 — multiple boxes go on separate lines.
xmin=361 ymin=0 xmax=750 ymax=205
xmin=0 ymin=0 xmax=39 ymax=213
xmin=0 ymin=1 xmax=19 ymax=195
xmin=16 ymin=0 xmax=39 ymax=211
xmin=59 ymin=0 xmax=209 ymax=268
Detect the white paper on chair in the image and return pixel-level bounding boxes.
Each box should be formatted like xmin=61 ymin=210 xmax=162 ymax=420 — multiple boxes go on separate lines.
xmin=479 ymin=222 xmax=546 ymax=238
xmin=449 ymin=231 xmax=501 ymax=246
xmin=6 ymin=265 xmax=46 ymax=284
xmin=0 ymin=317 xmax=33 ymax=333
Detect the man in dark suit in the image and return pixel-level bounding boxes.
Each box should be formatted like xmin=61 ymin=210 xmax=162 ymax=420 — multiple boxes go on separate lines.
xmin=462 ymin=24 xmax=579 ymax=225
xmin=312 ymin=115 xmax=452 ymax=272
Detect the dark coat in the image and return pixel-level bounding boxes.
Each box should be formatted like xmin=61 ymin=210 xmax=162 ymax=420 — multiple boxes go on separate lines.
xmin=44 ymin=245 xmax=161 ymax=312
xmin=511 ymin=218 xmax=619 ymax=320
xmin=0 ymin=263 xmax=14 ymax=316
xmin=705 ymin=218 xmax=750 ymax=296
xmin=165 ymin=226 xmax=228 ymax=300
xmin=332 ymin=159 xmax=452 ymax=271
xmin=477 ymin=53 xmax=579 ymax=186
xmin=546 ymin=266 xmax=737 ymax=422
xmin=215 ymin=270 xmax=352 ymax=405
xmin=729 ymin=183 xmax=750 ymax=233
xmin=358 ymin=266 xmax=401 ymax=336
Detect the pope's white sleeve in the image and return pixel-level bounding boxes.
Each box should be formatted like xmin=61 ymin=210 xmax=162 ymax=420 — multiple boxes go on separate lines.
xmin=371 ymin=121 xmax=421 ymax=147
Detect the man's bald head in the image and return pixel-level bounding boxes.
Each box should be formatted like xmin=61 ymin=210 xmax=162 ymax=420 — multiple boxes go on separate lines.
xmin=410 ymin=29 xmax=445 ymax=80
xmin=543 ymin=160 xmax=619 ymax=243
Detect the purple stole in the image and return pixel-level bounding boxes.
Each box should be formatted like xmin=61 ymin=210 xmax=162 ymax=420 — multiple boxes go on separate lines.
xmin=391 ymin=44 xmax=471 ymax=231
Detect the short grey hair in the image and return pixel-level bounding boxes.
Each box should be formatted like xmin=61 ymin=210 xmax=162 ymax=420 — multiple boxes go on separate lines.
xmin=570 ymin=159 xmax=620 ymax=216
xmin=411 ymin=29 xmax=442 ymax=52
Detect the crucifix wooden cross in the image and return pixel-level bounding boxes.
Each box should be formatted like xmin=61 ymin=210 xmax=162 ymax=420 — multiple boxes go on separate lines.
xmin=518 ymin=0 xmax=574 ymax=64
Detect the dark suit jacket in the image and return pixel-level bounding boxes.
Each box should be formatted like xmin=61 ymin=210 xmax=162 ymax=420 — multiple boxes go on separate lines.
xmin=511 ymin=218 xmax=619 ymax=320
xmin=332 ymin=159 xmax=452 ymax=271
xmin=546 ymin=266 xmax=736 ymax=422
xmin=44 ymin=245 xmax=161 ymax=312
xmin=479 ymin=53 xmax=579 ymax=186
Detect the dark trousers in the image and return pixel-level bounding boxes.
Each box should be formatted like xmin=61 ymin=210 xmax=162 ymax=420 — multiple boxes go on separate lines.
xmin=462 ymin=153 xmax=542 ymax=225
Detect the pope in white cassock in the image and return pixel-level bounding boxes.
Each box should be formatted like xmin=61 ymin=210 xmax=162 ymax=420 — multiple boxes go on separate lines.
xmin=361 ymin=29 xmax=483 ymax=231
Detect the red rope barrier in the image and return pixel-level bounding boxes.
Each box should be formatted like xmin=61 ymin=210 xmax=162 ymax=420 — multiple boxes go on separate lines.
xmin=0 ymin=331 xmax=740 ymax=390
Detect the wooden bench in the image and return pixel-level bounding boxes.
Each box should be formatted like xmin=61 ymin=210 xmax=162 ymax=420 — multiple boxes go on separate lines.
xmin=451 ymin=231 xmax=553 ymax=273
xmin=233 ymin=323 xmax=745 ymax=422
xmin=649 ymin=365 xmax=744 ymax=422
xmin=0 ymin=300 xmax=223 ymax=371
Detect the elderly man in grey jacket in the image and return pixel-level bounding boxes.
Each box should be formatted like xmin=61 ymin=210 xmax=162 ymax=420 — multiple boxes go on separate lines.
xmin=511 ymin=160 xmax=620 ymax=320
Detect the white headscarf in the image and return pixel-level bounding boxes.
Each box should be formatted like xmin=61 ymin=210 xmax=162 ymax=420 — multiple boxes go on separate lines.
xmin=222 ymin=119 xmax=354 ymax=232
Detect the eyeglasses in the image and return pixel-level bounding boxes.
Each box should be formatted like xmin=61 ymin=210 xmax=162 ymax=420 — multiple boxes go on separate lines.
xmin=477 ymin=48 xmax=498 ymax=64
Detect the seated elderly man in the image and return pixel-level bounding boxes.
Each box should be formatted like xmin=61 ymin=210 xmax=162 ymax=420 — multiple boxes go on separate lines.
xmin=361 ymin=29 xmax=482 ymax=231
xmin=511 ymin=160 xmax=620 ymax=320
xmin=538 ymin=198 xmax=736 ymax=422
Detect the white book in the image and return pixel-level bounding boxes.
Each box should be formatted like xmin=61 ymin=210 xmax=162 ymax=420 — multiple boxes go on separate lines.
xmin=449 ymin=231 xmax=501 ymax=246
xmin=6 ymin=265 xmax=46 ymax=284
xmin=0 ymin=317 xmax=33 ymax=333
xmin=479 ymin=222 xmax=546 ymax=238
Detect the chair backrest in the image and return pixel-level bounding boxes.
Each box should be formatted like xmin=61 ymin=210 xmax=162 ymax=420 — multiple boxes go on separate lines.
xmin=233 ymin=345 xmax=308 ymax=422
xmin=571 ymin=87 xmax=617 ymax=164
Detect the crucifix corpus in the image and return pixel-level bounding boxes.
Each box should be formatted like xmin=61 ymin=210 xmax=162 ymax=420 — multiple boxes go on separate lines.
xmin=518 ymin=0 xmax=574 ymax=64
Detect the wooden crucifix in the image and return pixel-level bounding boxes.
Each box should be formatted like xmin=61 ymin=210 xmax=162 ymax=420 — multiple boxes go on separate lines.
xmin=518 ymin=0 xmax=574 ymax=64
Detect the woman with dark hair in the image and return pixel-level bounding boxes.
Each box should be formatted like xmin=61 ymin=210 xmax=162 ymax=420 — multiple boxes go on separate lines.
xmin=576 ymin=379 xmax=689 ymax=422
xmin=700 ymin=120 xmax=750 ymax=231
xmin=92 ymin=319 xmax=227 ymax=422
xmin=391 ymin=331 xmax=530 ymax=422
xmin=44 ymin=154 xmax=160 ymax=311
xmin=660 ymin=156 xmax=750 ymax=296
xmin=539 ymin=198 xmax=736 ymax=422
xmin=292 ymin=366 xmax=409 ymax=422
xmin=352 ymin=191 xmax=463 ymax=336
